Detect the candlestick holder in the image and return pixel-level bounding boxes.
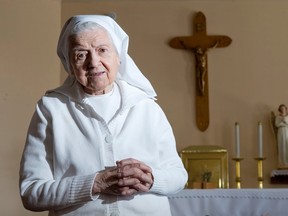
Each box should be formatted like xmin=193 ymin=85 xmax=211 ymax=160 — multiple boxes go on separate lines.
xmin=232 ymin=158 xmax=243 ymax=189
xmin=255 ymin=157 xmax=266 ymax=189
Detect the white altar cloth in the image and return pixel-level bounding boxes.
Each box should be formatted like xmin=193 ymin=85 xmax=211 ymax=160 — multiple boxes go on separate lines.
xmin=168 ymin=189 xmax=288 ymax=216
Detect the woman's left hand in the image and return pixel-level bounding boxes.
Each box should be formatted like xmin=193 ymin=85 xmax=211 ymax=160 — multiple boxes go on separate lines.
xmin=116 ymin=158 xmax=154 ymax=196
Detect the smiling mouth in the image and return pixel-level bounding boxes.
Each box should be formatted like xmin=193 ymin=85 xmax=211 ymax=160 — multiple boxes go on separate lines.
xmin=87 ymin=72 xmax=105 ymax=77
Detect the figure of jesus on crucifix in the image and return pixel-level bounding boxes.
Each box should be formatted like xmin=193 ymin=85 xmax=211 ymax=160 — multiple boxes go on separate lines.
xmin=169 ymin=11 xmax=232 ymax=131
xmin=194 ymin=47 xmax=207 ymax=96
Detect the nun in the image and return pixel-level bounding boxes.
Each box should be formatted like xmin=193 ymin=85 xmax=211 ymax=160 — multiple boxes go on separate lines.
xmin=19 ymin=15 xmax=187 ymax=216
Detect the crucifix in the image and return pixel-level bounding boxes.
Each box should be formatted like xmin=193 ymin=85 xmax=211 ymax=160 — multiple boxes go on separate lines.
xmin=169 ymin=11 xmax=232 ymax=131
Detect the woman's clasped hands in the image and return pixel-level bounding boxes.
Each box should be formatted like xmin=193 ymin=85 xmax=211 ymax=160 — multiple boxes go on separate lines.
xmin=93 ymin=158 xmax=154 ymax=196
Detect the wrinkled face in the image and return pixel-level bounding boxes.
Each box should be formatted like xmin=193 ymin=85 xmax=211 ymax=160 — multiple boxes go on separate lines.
xmin=69 ymin=28 xmax=120 ymax=95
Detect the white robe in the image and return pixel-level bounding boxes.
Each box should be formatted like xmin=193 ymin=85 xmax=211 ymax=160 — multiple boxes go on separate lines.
xmin=19 ymin=79 xmax=188 ymax=216
xmin=275 ymin=115 xmax=288 ymax=167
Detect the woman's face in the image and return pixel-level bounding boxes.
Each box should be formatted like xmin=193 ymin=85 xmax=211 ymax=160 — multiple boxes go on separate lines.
xmin=69 ymin=28 xmax=120 ymax=95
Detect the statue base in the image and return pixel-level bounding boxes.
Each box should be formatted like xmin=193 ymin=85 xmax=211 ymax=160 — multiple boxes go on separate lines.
xmin=270 ymin=169 xmax=288 ymax=184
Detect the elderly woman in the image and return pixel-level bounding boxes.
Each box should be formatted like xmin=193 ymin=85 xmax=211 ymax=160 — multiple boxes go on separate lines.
xmin=19 ymin=15 xmax=188 ymax=216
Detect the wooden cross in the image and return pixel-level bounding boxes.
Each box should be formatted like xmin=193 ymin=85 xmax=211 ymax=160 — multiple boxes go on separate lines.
xmin=169 ymin=11 xmax=232 ymax=131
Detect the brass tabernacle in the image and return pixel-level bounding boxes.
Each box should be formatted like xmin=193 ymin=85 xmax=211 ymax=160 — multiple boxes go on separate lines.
xmin=180 ymin=145 xmax=229 ymax=189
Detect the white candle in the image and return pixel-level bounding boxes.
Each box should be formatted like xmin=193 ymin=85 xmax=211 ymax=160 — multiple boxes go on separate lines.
xmin=258 ymin=121 xmax=263 ymax=158
xmin=235 ymin=122 xmax=240 ymax=158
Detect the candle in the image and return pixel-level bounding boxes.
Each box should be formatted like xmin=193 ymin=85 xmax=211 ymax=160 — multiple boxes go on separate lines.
xmin=258 ymin=121 xmax=263 ymax=158
xmin=235 ymin=122 xmax=240 ymax=158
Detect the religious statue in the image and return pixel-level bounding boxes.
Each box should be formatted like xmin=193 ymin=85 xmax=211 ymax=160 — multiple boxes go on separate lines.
xmin=194 ymin=47 xmax=207 ymax=96
xmin=273 ymin=104 xmax=288 ymax=168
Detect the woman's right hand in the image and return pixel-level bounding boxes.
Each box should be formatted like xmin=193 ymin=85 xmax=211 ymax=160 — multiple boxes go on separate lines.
xmin=92 ymin=167 xmax=121 ymax=195
xmin=92 ymin=158 xmax=154 ymax=196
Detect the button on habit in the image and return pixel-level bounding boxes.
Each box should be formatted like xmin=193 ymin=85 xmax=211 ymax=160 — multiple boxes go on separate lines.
xmin=105 ymin=135 xmax=114 ymax=143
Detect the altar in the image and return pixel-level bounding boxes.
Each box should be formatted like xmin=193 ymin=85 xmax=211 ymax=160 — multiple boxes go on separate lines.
xmin=168 ymin=189 xmax=288 ymax=216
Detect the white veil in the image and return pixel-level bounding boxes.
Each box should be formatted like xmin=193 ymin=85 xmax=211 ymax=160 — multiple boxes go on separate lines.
xmin=57 ymin=15 xmax=156 ymax=98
